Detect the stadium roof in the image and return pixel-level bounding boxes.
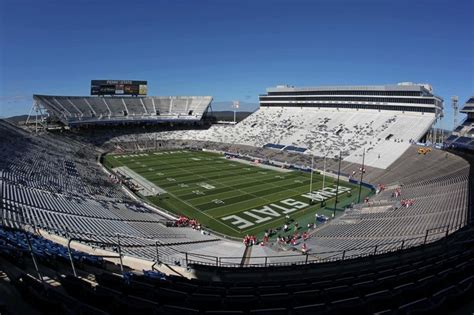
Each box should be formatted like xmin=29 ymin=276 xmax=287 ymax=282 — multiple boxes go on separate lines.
xmin=33 ymin=94 xmax=213 ymax=127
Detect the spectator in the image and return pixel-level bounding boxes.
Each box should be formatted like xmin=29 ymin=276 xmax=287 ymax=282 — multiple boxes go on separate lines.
xmin=302 ymin=231 xmax=309 ymax=241
xmin=302 ymin=243 xmax=308 ymax=254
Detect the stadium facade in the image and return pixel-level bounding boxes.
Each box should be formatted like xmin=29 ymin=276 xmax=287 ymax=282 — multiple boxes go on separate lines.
xmin=257 ymin=82 xmax=444 ymax=167
xmin=259 ymin=82 xmax=443 ymax=115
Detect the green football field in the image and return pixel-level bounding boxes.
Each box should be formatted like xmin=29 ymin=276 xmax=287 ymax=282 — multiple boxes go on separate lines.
xmin=104 ymin=150 xmax=372 ymax=238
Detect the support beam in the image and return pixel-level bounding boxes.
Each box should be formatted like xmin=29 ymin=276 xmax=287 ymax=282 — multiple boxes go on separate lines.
xmin=101 ymin=98 xmax=113 ymax=118
xmin=139 ymin=98 xmax=148 ymax=115
xmin=83 ymin=98 xmax=97 ymax=117
xmin=151 ymin=97 xmax=157 ymax=115
xmin=66 ymin=98 xmax=84 ymax=117
xmin=53 ymin=97 xmax=73 ymax=117
xmin=25 ymin=231 xmax=43 ymax=283
xmin=169 ymin=97 xmax=174 ymax=114
xmin=26 ymin=99 xmax=49 ymax=133
xmin=121 ymin=98 xmax=129 ymax=116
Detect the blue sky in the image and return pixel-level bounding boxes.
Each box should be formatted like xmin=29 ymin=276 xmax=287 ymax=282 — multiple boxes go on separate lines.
xmin=0 ymin=0 xmax=473 ymax=129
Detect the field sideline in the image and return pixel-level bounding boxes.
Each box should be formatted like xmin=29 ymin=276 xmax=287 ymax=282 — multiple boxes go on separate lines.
xmin=104 ymin=150 xmax=372 ymax=238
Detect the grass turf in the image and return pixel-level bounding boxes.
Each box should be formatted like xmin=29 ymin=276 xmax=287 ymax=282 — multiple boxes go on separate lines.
xmin=104 ymin=150 xmax=372 ymax=239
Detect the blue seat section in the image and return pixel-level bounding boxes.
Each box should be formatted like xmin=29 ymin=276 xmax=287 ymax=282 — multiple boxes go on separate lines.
xmin=0 ymin=226 xmax=103 ymax=266
xmin=455 ymin=137 xmax=472 ymax=144
xmin=263 ymin=143 xmax=286 ymax=150
xmin=444 ymin=135 xmax=458 ymax=144
xmin=283 ymin=146 xmax=307 ymax=153
xmin=448 ymin=136 xmax=474 ymax=151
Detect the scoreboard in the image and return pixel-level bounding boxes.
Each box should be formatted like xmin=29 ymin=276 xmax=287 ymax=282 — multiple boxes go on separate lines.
xmin=91 ymin=80 xmax=148 ymax=96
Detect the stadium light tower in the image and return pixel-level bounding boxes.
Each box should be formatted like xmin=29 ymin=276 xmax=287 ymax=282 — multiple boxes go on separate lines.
xmin=309 ymin=155 xmax=314 ymax=197
xmin=439 ymin=111 xmax=445 ymax=146
xmin=358 ymin=148 xmax=366 ymax=203
xmin=452 ymin=96 xmax=459 ymax=128
xmin=232 ymin=101 xmax=240 ymax=124
xmin=333 ymin=151 xmax=342 ymax=218
xmin=322 ymin=150 xmax=329 ymax=191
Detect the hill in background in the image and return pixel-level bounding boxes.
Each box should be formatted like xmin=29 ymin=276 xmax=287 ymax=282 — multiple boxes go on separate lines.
xmin=4 ymin=114 xmax=30 ymax=124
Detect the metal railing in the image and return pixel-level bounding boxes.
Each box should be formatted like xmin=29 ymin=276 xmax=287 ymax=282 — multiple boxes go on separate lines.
xmin=0 ymin=216 xmax=470 ymax=274
xmin=182 ymin=223 xmax=464 ymax=268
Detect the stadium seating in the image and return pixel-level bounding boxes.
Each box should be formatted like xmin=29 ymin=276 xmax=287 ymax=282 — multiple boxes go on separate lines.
xmin=33 ymin=95 xmax=213 ymax=125
xmin=452 ymin=117 xmax=474 ymax=138
xmin=115 ymin=107 xmax=435 ymax=169
xmin=0 ymin=112 xmax=473 ymax=314
xmin=2 ymin=216 xmax=473 ymax=314
xmin=1 ymin=118 xmax=470 ymax=267
xmin=15 ymin=226 xmax=471 ymax=314
xmin=303 ymin=148 xmax=469 ymax=255
xmin=0 ymin=120 xmax=230 ymax=265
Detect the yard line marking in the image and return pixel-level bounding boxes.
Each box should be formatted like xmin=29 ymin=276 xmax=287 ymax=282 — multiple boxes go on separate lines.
xmin=162 ymin=158 xmax=276 ymax=205
xmin=162 ymin=189 xmax=242 ymax=234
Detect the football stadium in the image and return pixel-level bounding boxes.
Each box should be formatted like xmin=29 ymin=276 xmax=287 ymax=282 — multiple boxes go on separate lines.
xmin=1 ymin=1 xmax=473 ymax=314
xmin=1 ymin=80 xmax=473 ymax=314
